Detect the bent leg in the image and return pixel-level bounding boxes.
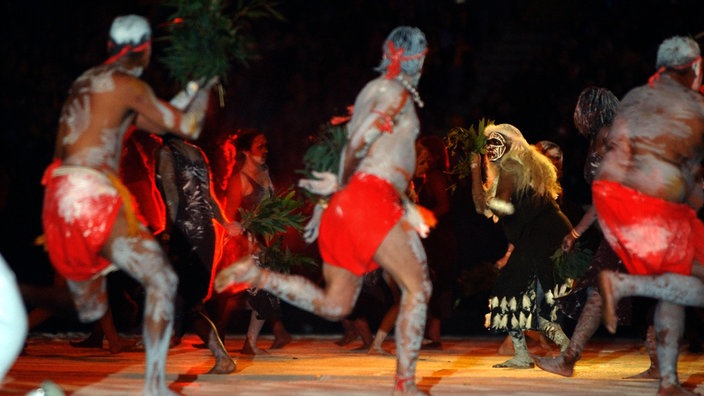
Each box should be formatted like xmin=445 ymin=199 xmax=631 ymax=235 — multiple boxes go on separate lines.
xmin=599 ymin=270 xmax=704 ymax=334
xmin=534 ymin=287 xmax=602 ymax=376
xmin=102 ymin=220 xmax=178 ymax=396
xmin=374 ymin=223 xmax=431 ymax=395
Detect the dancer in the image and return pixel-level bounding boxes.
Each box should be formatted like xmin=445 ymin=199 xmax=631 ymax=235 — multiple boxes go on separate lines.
xmin=469 ymin=123 xmax=572 ymax=368
xmin=216 ymin=26 xmax=432 ymax=395
xmin=155 ymin=135 xmax=237 ymax=373
xmin=41 ymin=15 xmax=215 ymax=396
xmin=595 ymin=36 xmax=704 ymax=396
xmin=216 ymin=129 xmax=292 ymax=355
xmin=532 ymin=86 xmax=657 ymax=377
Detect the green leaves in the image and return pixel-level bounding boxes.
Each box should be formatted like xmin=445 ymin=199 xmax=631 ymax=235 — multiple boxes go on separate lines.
xmin=239 ymin=187 xmax=306 ymax=245
xmin=297 ymin=122 xmax=348 ymax=180
xmin=551 ymin=243 xmax=593 ymax=284
xmin=445 ymin=118 xmax=493 ymax=181
xmin=160 ymin=0 xmax=284 ymax=85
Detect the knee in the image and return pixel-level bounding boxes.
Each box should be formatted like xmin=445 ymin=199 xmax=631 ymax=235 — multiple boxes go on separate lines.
xmin=145 ymin=265 xmax=179 ymax=300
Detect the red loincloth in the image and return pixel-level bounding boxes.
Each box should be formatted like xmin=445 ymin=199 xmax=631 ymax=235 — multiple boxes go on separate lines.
xmin=42 ymin=160 xmax=126 ymax=281
xmin=592 ymin=180 xmax=704 ymax=276
xmin=318 ymin=173 xmax=403 ymax=276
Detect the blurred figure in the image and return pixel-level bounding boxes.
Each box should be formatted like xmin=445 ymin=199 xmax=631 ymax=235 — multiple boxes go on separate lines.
xmin=533 ymin=87 xmax=656 ymax=378
xmin=217 ymin=26 xmax=431 ymax=395
xmin=595 ymin=36 xmax=704 ymax=395
xmin=41 ymin=15 xmax=215 ymax=395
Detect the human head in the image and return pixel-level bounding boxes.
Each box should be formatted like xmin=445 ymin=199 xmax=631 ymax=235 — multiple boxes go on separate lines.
xmin=233 ymin=129 xmax=268 ymax=167
xmin=376 ymin=26 xmax=427 ymax=82
xmin=534 ymin=140 xmax=564 ymax=179
xmin=573 ymin=86 xmax=619 ymax=140
xmin=651 ymin=36 xmax=702 ymax=90
xmin=106 ymin=15 xmax=152 ymax=68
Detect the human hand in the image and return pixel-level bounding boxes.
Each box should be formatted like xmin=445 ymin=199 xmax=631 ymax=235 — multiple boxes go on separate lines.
xmin=561 ymin=229 xmax=580 ymax=252
xmin=298 ymin=171 xmax=339 ymax=196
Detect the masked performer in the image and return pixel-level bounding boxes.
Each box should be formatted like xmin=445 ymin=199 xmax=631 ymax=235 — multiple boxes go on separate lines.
xmin=216 ymin=26 xmax=432 ymax=395
xmin=469 ymin=123 xmax=572 ymax=368
xmin=41 ymin=15 xmax=215 ymax=396
xmin=595 ymin=36 xmax=704 ymax=396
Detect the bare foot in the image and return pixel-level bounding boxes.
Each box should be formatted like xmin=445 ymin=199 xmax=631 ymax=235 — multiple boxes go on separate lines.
xmin=214 ymin=255 xmax=259 ymax=293
xmin=241 ymin=339 xmax=268 ymax=355
xmin=270 ymin=334 xmax=291 ymax=349
xmin=107 ymin=337 xmax=138 ymax=354
xmin=207 ymin=357 xmax=237 ymax=374
xmin=533 ymin=354 xmax=575 ymax=377
xmin=598 ymin=270 xmax=619 ymax=334
xmin=657 ymin=384 xmax=701 ymax=395
xmin=393 ymin=376 xmax=428 ymax=395
xmin=368 ymin=346 xmax=393 ymax=356
xmin=493 ymin=357 xmax=535 ymax=368
xmin=625 ymin=366 xmax=660 ymax=379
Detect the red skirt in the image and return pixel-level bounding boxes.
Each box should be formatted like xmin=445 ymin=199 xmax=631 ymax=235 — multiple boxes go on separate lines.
xmin=318 ymin=173 xmax=403 ymax=276
xmin=592 ymin=180 xmax=704 ymax=276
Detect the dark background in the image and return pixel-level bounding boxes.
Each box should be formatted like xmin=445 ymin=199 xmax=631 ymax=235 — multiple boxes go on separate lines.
xmin=2 ymin=0 xmax=704 ymax=336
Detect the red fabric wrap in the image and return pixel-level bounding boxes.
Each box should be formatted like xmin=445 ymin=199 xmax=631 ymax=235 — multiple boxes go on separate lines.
xmin=41 ymin=160 xmax=124 ymax=281
xmin=318 ymin=173 xmax=403 ymax=276
xmin=592 ymin=180 xmax=704 ymax=276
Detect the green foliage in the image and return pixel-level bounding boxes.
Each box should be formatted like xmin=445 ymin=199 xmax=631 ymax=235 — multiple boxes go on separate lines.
xmin=258 ymin=238 xmax=318 ymax=273
xmin=239 ymin=187 xmax=306 ymax=245
xmin=160 ymin=0 xmax=284 ymax=85
xmin=297 ymin=122 xmax=348 ymax=180
xmin=445 ymin=118 xmax=493 ymax=181
xmin=551 ymin=243 xmax=594 ymax=284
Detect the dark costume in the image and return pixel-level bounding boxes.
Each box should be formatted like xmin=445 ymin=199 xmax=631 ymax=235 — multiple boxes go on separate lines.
xmin=487 ymin=190 xmax=572 ymax=332
xmin=159 ymin=138 xmax=217 ymax=307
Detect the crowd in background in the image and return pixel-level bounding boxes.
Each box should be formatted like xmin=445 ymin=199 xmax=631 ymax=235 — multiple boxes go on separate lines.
xmin=2 ymin=0 xmax=704 ymax=337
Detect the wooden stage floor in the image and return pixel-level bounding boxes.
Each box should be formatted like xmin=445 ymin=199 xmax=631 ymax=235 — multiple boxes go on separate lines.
xmin=2 ymin=333 xmax=703 ymax=395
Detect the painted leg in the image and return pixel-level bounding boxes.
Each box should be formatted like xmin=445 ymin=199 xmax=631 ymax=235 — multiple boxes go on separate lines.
xmin=192 ymin=311 xmax=236 ymax=374
xmin=392 ymin=289 xmax=428 ymax=395
xmin=242 ymin=311 xmax=268 ymax=355
xmin=599 ymin=271 xmax=704 ymax=334
xmin=625 ymin=324 xmax=660 ymax=379
xmin=534 ymin=287 xmax=602 ymax=376
xmin=538 ymin=317 xmax=570 ymax=352
xmin=654 ymin=301 xmax=700 ymax=395
xmin=494 ymin=330 xmax=534 ymax=368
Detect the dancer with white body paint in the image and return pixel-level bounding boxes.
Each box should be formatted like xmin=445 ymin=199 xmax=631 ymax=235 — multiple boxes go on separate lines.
xmin=216 ymin=26 xmax=432 ymax=395
xmin=594 ymin=36 xmax=704 ymax=396
xmin=41 ymin=15 xmax=216 ymax=396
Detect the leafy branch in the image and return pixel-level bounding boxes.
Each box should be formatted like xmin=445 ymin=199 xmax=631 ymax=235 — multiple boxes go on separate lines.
xmin=445 ymin=118 xmax=493 ymax=181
